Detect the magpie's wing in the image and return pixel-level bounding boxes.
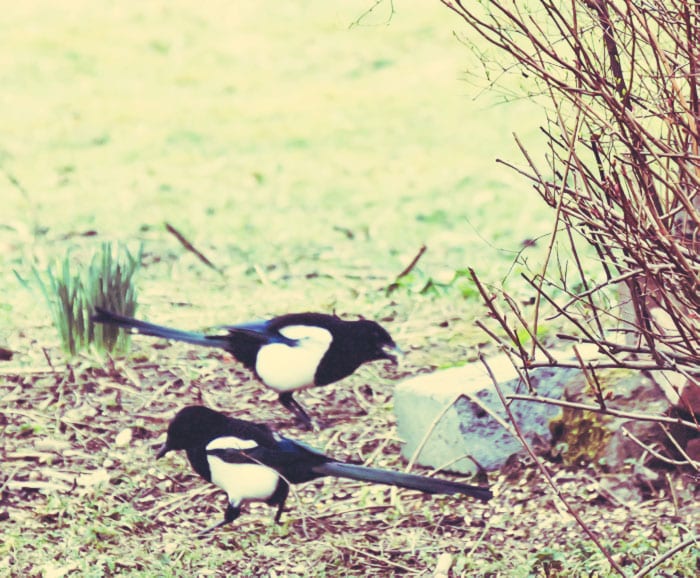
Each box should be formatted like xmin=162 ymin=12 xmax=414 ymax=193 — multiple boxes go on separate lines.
xmin=205 ymin=432 xmax=329 ymax=483
xmin=259 ymin=435 xmax=331 ymax=483
xmin=206 ymin=446 xmax=254 ymax=464
xmin=273 ymin=434 xmax=327 ymax=459
xmin=219 ymin=320 xmax=298 ymax=346
xmin=205 ymin=432 xmax=277 ymax=466
xmin=220 ymin=313 xmax=340 ymax=344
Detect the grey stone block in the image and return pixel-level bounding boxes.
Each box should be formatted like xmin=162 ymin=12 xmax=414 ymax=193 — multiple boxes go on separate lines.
xmin=394 ymin=355 xmax=578 ymax=474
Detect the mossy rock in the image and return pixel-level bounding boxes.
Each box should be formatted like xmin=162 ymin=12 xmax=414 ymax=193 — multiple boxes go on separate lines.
xmin=551 ymin=369 xmax=669 ymax=469
xmin=550 ymin=408 xmax=612 ymax=466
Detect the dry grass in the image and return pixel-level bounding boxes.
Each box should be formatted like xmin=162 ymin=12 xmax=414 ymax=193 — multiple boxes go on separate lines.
xmin=2 ymin=340 xmax=698 ymax=576
xmin=1 ymin=1 xmax=698 ymax=576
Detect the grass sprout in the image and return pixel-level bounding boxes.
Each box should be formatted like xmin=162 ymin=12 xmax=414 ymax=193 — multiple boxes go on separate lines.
xmin=33 ymin=242 xmax=141 ymax=356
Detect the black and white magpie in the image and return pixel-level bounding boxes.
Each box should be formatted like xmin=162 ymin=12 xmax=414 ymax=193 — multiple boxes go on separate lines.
xmin=157 ymin=406 xmax=493 ymax=533
xmin=92 ymin=307 xmax=400 ymax=429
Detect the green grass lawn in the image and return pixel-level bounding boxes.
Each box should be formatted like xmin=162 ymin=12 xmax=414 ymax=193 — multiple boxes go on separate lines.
xmin=2 ymin=0 xmax=548 ymax=312
xmin=2 ymin=1 xmax=696 ymax=576
xmin=2 ymin=0 xmax=559 ymax=367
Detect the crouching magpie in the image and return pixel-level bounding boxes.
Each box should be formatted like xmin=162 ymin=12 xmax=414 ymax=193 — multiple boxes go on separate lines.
xmin=92 ymin=307 xmax=400 ymax=429
xmin=157 ymin=406 xmax=493 ymax=534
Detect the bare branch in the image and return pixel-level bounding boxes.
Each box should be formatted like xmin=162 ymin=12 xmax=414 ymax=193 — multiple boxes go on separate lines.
xmin=479 ymin=354 xmax=627 ymax=577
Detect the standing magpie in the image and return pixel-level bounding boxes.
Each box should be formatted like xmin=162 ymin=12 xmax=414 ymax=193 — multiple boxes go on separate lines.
xmin=92 ymin=307 xmax=400 ymax=429
xmin=157 ymin=406 xmax=493 ymax=534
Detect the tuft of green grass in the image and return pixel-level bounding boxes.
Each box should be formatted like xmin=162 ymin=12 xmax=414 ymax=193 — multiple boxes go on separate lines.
xmin=32 ymin=242 xmax=141 ymax=356
xmin=85 ymin=242 xmax=142 ymax=353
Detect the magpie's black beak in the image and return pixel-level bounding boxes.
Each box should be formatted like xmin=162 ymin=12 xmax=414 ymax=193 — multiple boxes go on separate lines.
xmin=381 ymin=343 xmax=403 ymax=365
xmin=156 ymin=442 xmax=171 ymax=459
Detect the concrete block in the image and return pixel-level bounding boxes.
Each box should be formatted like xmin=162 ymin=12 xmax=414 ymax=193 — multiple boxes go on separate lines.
xmin=394 ymin=354 xmax=578 ymax=474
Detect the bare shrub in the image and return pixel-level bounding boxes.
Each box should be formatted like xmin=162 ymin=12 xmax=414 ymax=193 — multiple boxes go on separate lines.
xmin=440 ymin=0 xmax=699 ymax=571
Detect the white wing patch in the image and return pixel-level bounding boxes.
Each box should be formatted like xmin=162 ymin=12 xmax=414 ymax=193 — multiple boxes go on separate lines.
xmin=256 ymin=325 xmax=333 ymax=392
xmin=206 ymin=435 xmax=258 ymax=452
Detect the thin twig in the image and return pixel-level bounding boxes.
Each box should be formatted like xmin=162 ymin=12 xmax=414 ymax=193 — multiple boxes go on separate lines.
xmin=405 ymin=393 xmax=461 ymax=472
xmin=384 ymin=245 xmax=428 ymax=294
xmin=396 ymin=245 xmax=427 ymax=280
xmin=630 ymin=535 xmax=697 ymax=578
xmin=621 ymin=426 xmax=687 ymax=467
xmin=507 ymin=393 xmax=699 ymax=431
xmin=339 ymin=543 xmax=416 ymax=573
xmin=480 ymin=354 xmax=627 ymax=577
xmin=659 ymin=423 xmax=700 ymax=472
xmin=164 ymin=222 xmax=223 ymax=274
xmin=572 ymin=345 xmax=606 ymax=411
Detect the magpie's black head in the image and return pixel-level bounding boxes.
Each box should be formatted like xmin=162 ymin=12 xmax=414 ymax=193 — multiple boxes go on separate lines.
xmin=350 ymin=319 xmax=402 ymax=364
xmin=156 ymin=406 xmax=233 ymax=458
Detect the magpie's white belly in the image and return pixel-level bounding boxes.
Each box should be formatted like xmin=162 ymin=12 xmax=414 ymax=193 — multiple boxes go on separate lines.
xmin=208 ymin=459 xmax=280 ymax=507
xmin=255 ymin=325 xmax=333 ymax=392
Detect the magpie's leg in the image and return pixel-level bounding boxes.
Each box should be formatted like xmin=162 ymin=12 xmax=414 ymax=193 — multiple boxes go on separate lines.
xmin=278 ymin=392 xmax=316 ymax=431
xmin=196 ymin=503 xmax=240 ymax=537
xmin=268 ymin=481 xmax=290 ymax=525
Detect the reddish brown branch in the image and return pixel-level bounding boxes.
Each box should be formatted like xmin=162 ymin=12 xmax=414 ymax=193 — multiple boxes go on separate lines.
xmin=479 ymin=354 xmax=627 ymax=577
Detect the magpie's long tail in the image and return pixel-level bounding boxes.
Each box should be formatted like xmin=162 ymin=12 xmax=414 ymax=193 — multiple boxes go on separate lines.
xmin=312 ymin=462 xmax=492 ymax=502
xmin=91 ymin=307 xmax=228 ymax=349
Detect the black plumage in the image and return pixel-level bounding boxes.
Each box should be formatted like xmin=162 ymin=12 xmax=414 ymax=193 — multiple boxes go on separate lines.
xmin=92 ymin=307 xmax=400 ymax=429
xmin=157 ymin=406 xmax=493 ymax=533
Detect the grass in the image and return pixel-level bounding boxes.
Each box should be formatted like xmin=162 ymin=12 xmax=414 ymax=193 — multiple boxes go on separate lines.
xmin=30 ymin=242 xmax=141 ymax=355
xmin=0 ymin=1 xmax=697 ymax=576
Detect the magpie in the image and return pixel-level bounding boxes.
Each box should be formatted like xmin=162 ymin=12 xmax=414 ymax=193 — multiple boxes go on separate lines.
xmin=157 ymin=406 xmax=493 ymax=534
xmin=92 ymin=307 xmax=400 ymax=429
